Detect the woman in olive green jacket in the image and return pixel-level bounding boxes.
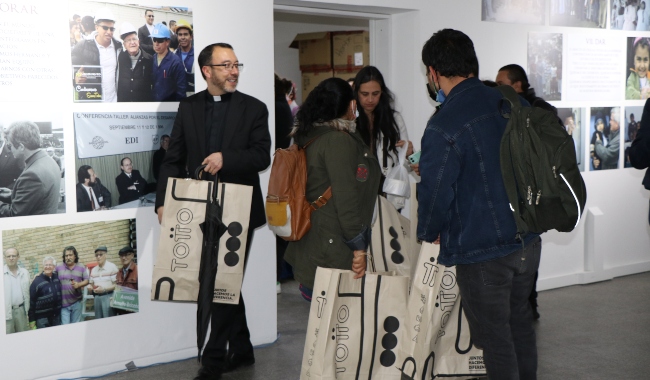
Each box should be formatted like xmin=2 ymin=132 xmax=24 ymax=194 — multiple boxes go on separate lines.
xmin=284 ymin=78 xmax=380 ymax=297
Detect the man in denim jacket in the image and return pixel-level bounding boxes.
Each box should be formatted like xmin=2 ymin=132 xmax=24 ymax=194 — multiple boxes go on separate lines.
xmin=417 ymin=29 xmax=541 ymax=380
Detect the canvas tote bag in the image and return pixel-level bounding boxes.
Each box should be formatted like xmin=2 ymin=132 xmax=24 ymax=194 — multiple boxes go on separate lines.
xmin=152 ymin=177 xmax=212 ymax=302
xmin=151 ymin=176 xmax=253 ymax=304
xmin=397 ymin=243 xmax=487 ymax=379
xmin=300 ymin=268 xmax=409 ymax=380
xmin=368 ymin=195 xmax=414 ymax=278
xmin=211 ymin=182 xmax=253 ymax=305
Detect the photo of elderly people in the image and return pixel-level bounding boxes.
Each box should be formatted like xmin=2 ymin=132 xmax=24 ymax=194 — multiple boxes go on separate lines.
xmin=3 ymin=219 xmax=138 ymax=334
xmin=69 ymin=1 xmax=194 ymax=102
xmin=590 ymin=107 xmax=622 ymax=171
xmin=0 ymin=119 xmax=65 ymax=218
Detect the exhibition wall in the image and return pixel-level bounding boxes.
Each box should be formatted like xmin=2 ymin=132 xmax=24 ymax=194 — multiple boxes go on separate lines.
xmin=0 ymin=0 xmax=648 ymax=379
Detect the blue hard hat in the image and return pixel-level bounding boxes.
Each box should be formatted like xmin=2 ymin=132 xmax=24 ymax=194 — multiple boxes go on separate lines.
xmin=150 ymin=23 xmax=171 ymax=39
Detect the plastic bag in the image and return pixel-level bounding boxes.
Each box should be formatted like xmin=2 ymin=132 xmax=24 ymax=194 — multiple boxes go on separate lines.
xmin=383 ymin=145 xmax=411 ymax=199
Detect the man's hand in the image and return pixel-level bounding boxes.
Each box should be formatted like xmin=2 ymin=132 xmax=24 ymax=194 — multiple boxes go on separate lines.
xmin=352 ymin=250 xmax=367 ymax=279
xmin=0 ymin=187 xmax=11 ymax=202
xmin=71 ymin=279 xmax=80 ymax=289
xmin=157 ymin=206 xmax=164 ymax=224
xmin=202 ymin=152 xmax=223 ymax=175
xmin=127 ymin=185 xmax=136 ymax=190
xmin=95 ymin=286 xmax=104 ymax=293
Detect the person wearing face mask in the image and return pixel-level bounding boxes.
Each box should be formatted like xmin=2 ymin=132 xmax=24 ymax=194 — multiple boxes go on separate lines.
xmin=418 ymin=29 xmax=542 ymax=380
xmin=285 ymin=77 xmax=379 ymax=302
xmin=352 ymin=66 xmax=413 ymax=207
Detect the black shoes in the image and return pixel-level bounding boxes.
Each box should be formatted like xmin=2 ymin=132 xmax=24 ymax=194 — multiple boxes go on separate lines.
xmin=223 ymin=352 xmax=255 ymax=373
xmin=194 ymin=365 xmax=223 ymax=380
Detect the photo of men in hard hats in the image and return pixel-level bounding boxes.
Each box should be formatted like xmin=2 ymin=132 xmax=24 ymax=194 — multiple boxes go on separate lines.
xmin=69 ymin=1 xmax=194 ymax=103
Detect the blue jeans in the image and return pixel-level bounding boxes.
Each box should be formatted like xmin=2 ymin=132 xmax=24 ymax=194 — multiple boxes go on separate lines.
xmin=456 ymin=236 xmax=541 ymax=380
xmin=61 ymin=300 xmax=83 ymax=324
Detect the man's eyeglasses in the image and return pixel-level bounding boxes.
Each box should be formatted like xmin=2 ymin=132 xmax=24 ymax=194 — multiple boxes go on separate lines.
xmin=95 ymin=253 xmax=105 ymax=257
xmin=153 ymin=37 xmax=168 ymax=43
xmin=124 ymin=37 xmax=139 ymax=44
xmin=98 ymin=25 xmax=116 ymax=32
xmin=207 ymin=62 xmax=244 ymax=72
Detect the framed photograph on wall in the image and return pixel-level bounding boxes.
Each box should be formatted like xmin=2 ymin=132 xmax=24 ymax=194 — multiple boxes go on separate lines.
xmin=69 ymin=1 xmax=195 ymax=103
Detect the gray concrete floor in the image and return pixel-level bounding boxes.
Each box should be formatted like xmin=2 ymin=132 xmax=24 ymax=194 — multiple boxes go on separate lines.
xmin=100 ymin=272 xmax=650 ymax=380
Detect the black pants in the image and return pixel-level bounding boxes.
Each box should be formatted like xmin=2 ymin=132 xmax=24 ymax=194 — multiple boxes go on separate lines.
xmin=201 ymin=228 xmax=255 ymax=368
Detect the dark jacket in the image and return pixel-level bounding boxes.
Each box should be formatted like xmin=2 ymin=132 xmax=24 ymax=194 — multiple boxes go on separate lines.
xmin=29 ymin=272 xmax=62 ymax=322
xmin=71 ymin=36 xmax=122 ymax=66
xmin=137 ymin=24 xmax=154 ymax=55
xmin=274 ymin=98 xmax=293 ymax=150
xmin=594 ymin=128 xmax=620 ymax=170
xmin=116 ymin=170 xmax=147 ymax=204
xmin=0 ymin=143 xmax=22 ymax=189
xmin=522 ymin=88 xmax=557 ymax=116
xmin=174 ymin=46 xmax=195 ymax=94
xmin=117 ymin=49 xmax=153 ymax=102
xmin=152 ymin=147 xmax=166 ymax=181
xmin=156 ymin=90 xmax=271 ymax=229
xmin=76 ymin=179 xmax=112 ymax=212
xmin=630 ymin=98 xmax=650 ymax=189
xmin=152 ymin=51 xmax=186 ymax=101
xmin=284 ymin=121 xmax=380 ymax=289
xmin=0 ymin=149 xmax=60 ymax=217
xmin=417 ymin=77 xmax=538 ymax=266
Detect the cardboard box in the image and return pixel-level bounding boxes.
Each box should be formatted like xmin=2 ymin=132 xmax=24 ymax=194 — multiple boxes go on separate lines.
xmin=290 ymin=32 xmax=332 ymax=71
xmin=332 ymin=31 xmax=369 ymax=69
xmin=301 ymin=70 xmax=334 ymax=102
xmin=333 ymin=68 xmax=361 ymax=83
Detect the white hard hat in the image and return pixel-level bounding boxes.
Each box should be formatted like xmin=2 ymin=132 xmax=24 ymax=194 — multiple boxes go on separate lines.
xmin=120 ymin=22 xmax=137 ymax=39
xmin=94 ymin=7 xmax=116 ymax=23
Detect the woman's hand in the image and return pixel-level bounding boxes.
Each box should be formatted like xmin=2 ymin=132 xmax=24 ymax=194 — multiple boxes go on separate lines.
xmin=396 ymin=140 xmax=414 ymax=157
xmin=352 ymin=250 xmax=367 ymax=279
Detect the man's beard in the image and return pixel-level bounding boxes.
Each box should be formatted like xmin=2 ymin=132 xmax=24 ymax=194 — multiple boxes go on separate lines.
xmin=214 ymin=76 xmax=237 ymax=93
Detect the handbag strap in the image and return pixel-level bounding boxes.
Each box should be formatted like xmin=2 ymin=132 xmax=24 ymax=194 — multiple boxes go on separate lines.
xmin=310 ymin=186 xmax=332 ymax=211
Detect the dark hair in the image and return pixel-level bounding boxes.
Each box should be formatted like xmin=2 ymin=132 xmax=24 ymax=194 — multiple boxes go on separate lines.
xmin=633 ymin=37 xmax=650 ymax=59
xmin=161 ymin=21 xmax=167 ymax=26
xmin=353 ymin=66 xmax=400 ymax=155
xmin=170 ymin=20 xmax=176 ymax=25
xmin=7 ymin=121 xmax=41 ymax=150
xmin=161 ymin=134 xmax=170 ymax=140
xmin=422 ymin=29 xmax=479 ymax=78
xmin=145 ymin=9 xmax=153 ymax=15
xmin=73 ymin=14 xmax=80 ymax=20
xmin=62 ymin=246 xmax=79 ymax=264
xmin=498 ymin=64 xmax=530 ymax=93
xmin=198 ymin=43 xmax=234 ymax=80
xmin=482 ymin=80 xmax=499 ymax=88
xmin=78 ymin=165 xmax=92 ymax=184
xmin=81 ymin=16 xmax=95 ymax=32
xmin=293 ymin=78 xmax=353 ymax=136
xmin=121 ymin=157 xmax=131 ymax=166
xmin=274 ymin=74 xmax=293 ymax=100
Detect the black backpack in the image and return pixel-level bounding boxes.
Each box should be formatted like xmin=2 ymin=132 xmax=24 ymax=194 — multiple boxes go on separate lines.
xmin=498 ymin=86 xmax=587 ymax=236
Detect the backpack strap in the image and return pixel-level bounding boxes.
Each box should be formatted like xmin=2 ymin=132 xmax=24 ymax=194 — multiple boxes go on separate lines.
xmin=497 ymin=85 xmax=522 ymax=109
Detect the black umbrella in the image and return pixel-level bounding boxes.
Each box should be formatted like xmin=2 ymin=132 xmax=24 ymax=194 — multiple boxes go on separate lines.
xmin=195 ymin=165 xmax=228 ymax=361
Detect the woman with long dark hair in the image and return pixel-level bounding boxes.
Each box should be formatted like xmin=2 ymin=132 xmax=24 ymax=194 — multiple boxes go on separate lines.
xmin=284 ymin=78 xmax=380 ymax=301
xmin=353 ymin=66 xmax=413 ymax=204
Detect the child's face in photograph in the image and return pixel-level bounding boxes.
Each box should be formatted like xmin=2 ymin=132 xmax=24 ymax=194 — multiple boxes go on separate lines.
xmin=635 ymin=44 xmax=650 ymax=79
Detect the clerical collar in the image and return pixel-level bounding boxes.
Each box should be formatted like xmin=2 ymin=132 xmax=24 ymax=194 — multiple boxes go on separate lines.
xmin=209 ymin=92 xmax=232 ymax=102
